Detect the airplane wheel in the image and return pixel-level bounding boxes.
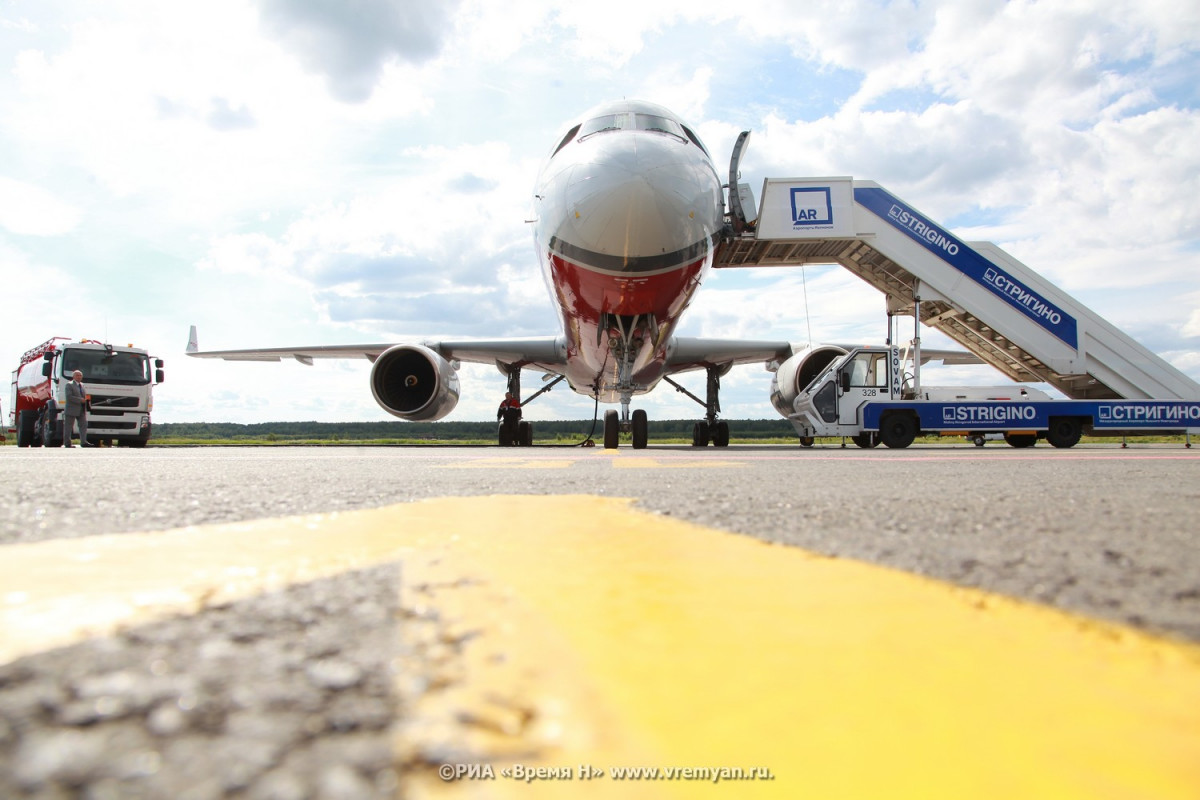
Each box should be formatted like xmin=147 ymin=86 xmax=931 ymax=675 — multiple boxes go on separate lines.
xmin=798 ymin=436 xmax=815 ymax=448
xmin=518 ymin=420 xmax=533 ymax=447
xmin=713 ymin=420 xmax=730 ymax=448
xmin=631 ymin=409 xmax=648 ymax=449
xmin=603 ymin=410 xmax=620 ymax=449
xmin=851 ymin=432 xmax=878 ymax=448
xmin=497 ymin=420 xmax=513 ymax=446
xmin=692 ymin=421 xmax=710 ymax=447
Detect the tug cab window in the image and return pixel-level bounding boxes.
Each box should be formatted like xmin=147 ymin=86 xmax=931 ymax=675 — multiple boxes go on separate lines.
xmin=844 ymin=351 xmax=889 ymax=388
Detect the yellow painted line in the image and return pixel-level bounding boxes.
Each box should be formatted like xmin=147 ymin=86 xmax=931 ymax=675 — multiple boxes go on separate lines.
xmin=438 ymin=457 xmax=578 ymax=469
xmin=2 ymin=497 xmax=1199 ymax=799
xmin=438 ymin=456 xmax=743 ymax=470
xmin=609 ymin=457 xmax=743 ymax=469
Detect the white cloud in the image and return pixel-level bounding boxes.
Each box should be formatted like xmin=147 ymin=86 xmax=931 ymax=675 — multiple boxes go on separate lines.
xmin=0 ymin=176 xmax=79 ymax=235
xmin=253 ymin=0 xmax=460 ymax=102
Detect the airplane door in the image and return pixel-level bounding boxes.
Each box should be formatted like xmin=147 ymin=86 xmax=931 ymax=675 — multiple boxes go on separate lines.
xmin=838 ymin=350 xmax=889 ymax=425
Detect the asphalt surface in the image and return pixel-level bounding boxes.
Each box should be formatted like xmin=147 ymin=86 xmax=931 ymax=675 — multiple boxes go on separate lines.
xmin=1 ymin=442 xmax=1198 ymax=798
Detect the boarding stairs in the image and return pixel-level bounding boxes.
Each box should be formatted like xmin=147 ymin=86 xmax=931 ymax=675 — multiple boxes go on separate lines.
xmin=715 ymin=178 xmax=1200 ymax=400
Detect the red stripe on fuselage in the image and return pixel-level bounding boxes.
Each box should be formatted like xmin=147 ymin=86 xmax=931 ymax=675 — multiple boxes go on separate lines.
xmin=544 ymin=252 xmax=711 ymax=397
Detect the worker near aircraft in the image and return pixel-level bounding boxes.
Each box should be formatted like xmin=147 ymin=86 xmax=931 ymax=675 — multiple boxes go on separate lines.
xmin=497 ymin=392 xmax=520 ymax=420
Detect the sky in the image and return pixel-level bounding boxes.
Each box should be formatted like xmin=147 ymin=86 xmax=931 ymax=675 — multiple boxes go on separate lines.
xmin=2 ymin=0 xmax=1198 ymax=425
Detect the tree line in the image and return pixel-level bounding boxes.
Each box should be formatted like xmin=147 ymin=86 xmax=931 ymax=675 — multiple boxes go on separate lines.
xmin=154 ymin=419 xmax=798 ymax=441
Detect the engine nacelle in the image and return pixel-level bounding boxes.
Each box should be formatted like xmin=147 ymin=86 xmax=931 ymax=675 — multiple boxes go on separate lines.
xmin=769 ymin=344 xmax=848 ymax=417
xmin=370 ymin=344 xmax=460 ymax=421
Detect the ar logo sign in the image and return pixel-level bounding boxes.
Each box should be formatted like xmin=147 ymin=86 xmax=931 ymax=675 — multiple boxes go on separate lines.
xmin=790 ymin=187 xmax=834 ymax=227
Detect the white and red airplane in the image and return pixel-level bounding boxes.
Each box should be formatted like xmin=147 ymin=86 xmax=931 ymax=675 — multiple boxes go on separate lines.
xmin=187 ymin=100 xmax=879 ymax=447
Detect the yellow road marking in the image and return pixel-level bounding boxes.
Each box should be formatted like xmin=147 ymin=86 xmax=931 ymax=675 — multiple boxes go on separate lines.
xmin=439 ymin=457 xmax=578 ymax=469
xmin=609 ymin=457 xmax=743 ymax=469
xmin=2 ymin=496 xmax=1199 ymax=799
xmin=439 ymin=455 xmax=744 ymax=470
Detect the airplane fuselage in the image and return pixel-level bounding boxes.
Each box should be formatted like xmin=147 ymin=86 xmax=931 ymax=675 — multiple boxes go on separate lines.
xmin=532 ymin=100 xmax=724 ymax=402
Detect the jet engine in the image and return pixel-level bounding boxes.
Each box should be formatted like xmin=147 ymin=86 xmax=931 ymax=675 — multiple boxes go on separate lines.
xmin=769 ymin=345 xmax=848 ymax=417
xmin=369 ymin=344 xmax=460 ymax=421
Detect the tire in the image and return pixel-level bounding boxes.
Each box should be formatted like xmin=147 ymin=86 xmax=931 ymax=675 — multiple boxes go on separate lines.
xmin=1045 ymin=417 xmax=1081 ymax=449
xmin=798 ymin=436 xmax=815 ymax=448
xmin=1004 ymin=432 xmax=1038 ymax=448
xmin=851 ymin=432 xmax=879 ymax=449
xmin=603 ymin=410 xmax=620 ymax=449
xmin=972 ymin=435 xmax=986 ymax=447
xmin=16 ymin=410 xmax=36 ymax=447
xmin=497 ymin=420 xmax=513 ymax=446
xmin=713 ymin=420 xmax=730 ymax=448
xmin=692 ymin=421 xmax=709 ymax=447
xmin=631 ymin=409 xmax=648 ymax=449
xmin=518 ymin=420 xmax=533 ymax=447
xmin=879 ymin=413 xmax=917 ymax=449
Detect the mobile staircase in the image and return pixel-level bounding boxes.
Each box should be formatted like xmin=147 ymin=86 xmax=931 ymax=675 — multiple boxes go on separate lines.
xmin=716 ymin=174 xmax=1200 ymax=401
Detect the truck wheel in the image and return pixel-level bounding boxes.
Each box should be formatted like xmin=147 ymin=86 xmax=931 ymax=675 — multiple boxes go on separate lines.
xmin=972 ymin=435 xmax=986 ymax=447
xmin=798 ymin=436 xmax=815 ymax=448
xmin=1045 ymin=417 xmax=1082 ymax=449
xmin=851 ymin=432 xmax=879 ymax=448
xmin=16 ymin=410 xmax=36 ymax=447
xmin=879 ymin=413 xmax=917 ymax=449
xmin=1003 ymin=433 xmax=1038 ymax=448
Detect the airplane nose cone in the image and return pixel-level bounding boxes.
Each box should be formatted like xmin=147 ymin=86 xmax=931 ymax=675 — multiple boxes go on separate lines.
xmin=559 ymin=134 xmax=721 ymax=268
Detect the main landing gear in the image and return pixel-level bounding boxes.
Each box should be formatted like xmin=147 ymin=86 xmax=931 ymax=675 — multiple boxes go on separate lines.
xmin=664 ymin=364 xmax=731 ymax=448
xmin=496 ymin=368 xmax=564 ymax=447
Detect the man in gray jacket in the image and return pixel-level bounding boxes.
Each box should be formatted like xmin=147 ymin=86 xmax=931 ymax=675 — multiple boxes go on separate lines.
xmin=63 ymin=369 xmax=89 ymax=448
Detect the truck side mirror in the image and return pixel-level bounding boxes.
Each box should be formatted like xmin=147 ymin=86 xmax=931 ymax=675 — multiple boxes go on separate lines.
xmin=42 ymin=363 xmax=52 ymax=377
xmin=155 ymin=359 xmax=163 ymax=369
xmin=156 ymin=369 xmax=165 ymax=384
xmin=839 ymin=371 xmax=850 ymax=392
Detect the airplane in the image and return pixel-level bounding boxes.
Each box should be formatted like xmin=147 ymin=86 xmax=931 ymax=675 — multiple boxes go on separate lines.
xmin=188 ymin=99 xmax=970 ymax=448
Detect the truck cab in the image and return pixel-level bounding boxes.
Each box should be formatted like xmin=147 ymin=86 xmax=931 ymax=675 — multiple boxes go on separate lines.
xmin=790 ymin=347 xmax=899 ymax=446
xmin=10 ymin=338 xmax=164 ymax=447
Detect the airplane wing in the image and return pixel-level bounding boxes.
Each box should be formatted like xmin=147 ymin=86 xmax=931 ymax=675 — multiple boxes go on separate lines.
xmin=913 ymin=348 xmax=983 ymax=365
xmin=663 ymin=339 xmax=983 ymax=373
xmin=665 ymin=337 xmax=796 ymax=372
xmin=185 ymin=326 xmax=568 ymax=371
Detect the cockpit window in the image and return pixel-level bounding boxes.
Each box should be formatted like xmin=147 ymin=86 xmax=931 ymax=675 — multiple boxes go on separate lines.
xmin=680 ymin=124 xmax=710 ymax=157
xmin=578 ymin=113 xmax=628 ymax=139
xmin=550 ymin=124 xmax=580 ymax=157
xmin=635 ymin=114 xmax=685 ymax=139
xmin=576 ymin=112 xmax=689 ymax=144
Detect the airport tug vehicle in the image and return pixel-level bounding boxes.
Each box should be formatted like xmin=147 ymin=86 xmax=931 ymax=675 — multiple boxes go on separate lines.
xmin=782 ymin=345 xmax=1200 ymax=449
xmin=8 ymin=337 xmax=165 ymax=447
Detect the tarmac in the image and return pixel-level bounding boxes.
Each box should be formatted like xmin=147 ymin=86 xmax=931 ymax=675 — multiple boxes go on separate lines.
xmin=1 ymin=443 xmax=1198 ymax=798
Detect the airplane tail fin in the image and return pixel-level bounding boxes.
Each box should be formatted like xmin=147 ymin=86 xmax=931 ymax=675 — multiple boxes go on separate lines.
xmin=187 ymin=325 xmax=198 ymax=354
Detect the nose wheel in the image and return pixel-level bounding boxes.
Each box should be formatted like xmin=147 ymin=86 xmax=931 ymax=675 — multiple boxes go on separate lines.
xmin=603 ymin=407 xmax=650 ymax=449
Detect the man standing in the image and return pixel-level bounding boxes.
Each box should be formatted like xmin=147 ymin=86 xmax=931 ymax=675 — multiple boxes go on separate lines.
xmin=63 ymin=369 xmax=89 ymax=448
